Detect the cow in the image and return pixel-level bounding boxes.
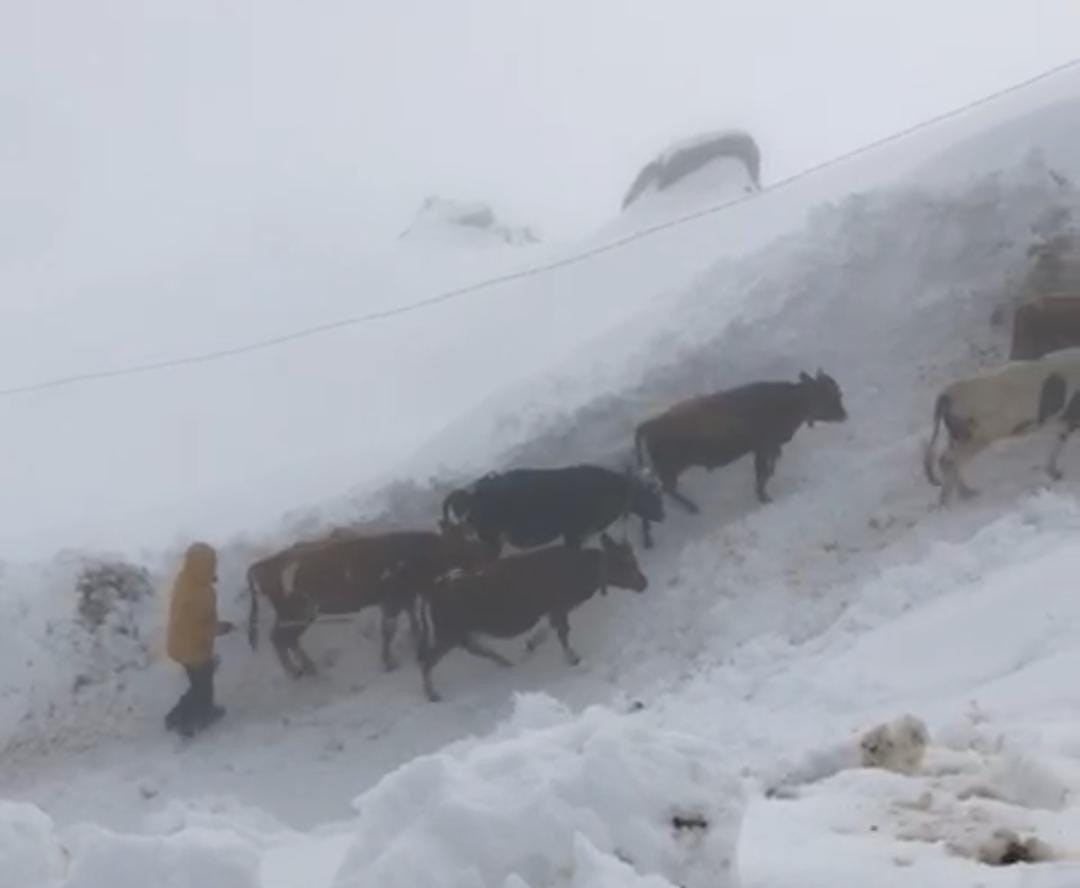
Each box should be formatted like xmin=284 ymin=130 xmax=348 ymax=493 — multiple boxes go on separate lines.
xmin=1010 ymin=297 xmax=1080 ymax=360
xmin=441 ymin=464 xmax=665 ymax=552
xmin=924 ymin=347 xmax=1080 ymax=505
xmin=415 ymin=533 xmax=648 ymax=701
xmin=247 ymin=521 xmax=490 ymax=678
xmin=633 ymin=370 xmax=848 ymax=527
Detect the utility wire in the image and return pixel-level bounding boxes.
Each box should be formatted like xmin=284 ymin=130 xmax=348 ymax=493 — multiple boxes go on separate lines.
xmin=3 ymin=54 xmax=1079 ymax=400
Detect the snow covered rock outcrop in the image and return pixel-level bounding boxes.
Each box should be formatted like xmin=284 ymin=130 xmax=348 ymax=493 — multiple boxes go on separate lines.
xmin=621 ymin=130 xmax=761 ymax=212
xmin=400 ymin=196 xmax=540 ymax=248
xmin=333 ymin=695 xmax=745 ymax=888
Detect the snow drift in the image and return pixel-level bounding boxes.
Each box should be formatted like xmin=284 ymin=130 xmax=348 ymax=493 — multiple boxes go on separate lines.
xmin=334 ymin=696 xmax=744 ymax=888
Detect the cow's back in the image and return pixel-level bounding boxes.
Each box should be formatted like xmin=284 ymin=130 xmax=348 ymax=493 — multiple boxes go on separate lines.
xmin=290 ymin=531 xmax=443 ymax=614
xmin=643 ymin=382 xmax=801 ymax=454
xmin=469 ymin=467 xmax=618 ymax=545
xmin=948 ymin=349 xmax=1080 ymax=440
xmin=431 ymin=547 xmax=594 ymax=636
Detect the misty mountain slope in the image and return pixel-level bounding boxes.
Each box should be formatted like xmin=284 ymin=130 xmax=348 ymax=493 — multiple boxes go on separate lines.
xmin=10 ymin=73 xmax=1080 ymax=884
xmin=7 ymin=153 xmax=1080 ymax=852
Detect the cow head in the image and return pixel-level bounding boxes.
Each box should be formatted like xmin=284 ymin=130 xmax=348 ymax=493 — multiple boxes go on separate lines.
xmin=599 ymin=533 xmax=648 ymax=593
xmin=799 ymin=369 xmax=848 ymax=425
xmin=438 ymin=517 xmax=494 ymax=571
xmin=442 ymin=488 xmax=473 ymax=525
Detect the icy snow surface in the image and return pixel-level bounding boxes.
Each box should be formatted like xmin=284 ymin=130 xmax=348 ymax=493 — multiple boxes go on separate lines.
xmin=7 ymin=82 xmax=1080 ymax=887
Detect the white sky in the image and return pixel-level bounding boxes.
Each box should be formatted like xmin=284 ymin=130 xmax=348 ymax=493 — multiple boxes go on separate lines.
xmin=2 ymin=0 xmax=1077 ymax=260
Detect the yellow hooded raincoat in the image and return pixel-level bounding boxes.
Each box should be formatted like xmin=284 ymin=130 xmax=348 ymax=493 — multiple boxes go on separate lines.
xmin=166 ymin=542 xmax=219 ymax=668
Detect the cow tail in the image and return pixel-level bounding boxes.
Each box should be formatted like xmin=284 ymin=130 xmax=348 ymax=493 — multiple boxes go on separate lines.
xmin=923 ymin=394 xmax=948 ymax=487
xmin=441 ymin=492 xmax=455 ymax=524
xmin=247 ymin=568 xmax=260 ymax=650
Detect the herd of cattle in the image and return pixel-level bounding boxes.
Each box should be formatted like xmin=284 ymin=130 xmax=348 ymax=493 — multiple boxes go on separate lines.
xmin=245 ymin=245 xmax=1080 ymax=700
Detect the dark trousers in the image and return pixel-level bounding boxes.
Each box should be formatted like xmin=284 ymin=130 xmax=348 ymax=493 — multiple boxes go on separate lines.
xmin=165 ymin=659 xmax=218 ymax=735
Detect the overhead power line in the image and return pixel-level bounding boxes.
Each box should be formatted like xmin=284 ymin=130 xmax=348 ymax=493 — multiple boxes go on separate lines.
xmin=3 ymin=54 xmax=1079 ymax=400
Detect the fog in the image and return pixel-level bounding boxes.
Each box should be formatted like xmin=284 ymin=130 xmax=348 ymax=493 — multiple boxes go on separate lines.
xmin=3 ymin=1 xmax=1077 ymax=267
xmin=0 ymin=0 xmax=1077 ymax=555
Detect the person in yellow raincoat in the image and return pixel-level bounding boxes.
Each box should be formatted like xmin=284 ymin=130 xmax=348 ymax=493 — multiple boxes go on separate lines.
xmin=164 ymin=542 xmax=234 ymax=737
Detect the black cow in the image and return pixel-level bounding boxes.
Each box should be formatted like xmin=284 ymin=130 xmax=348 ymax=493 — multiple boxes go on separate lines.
xmin=415 ymin=533 xmax=648 ymax=701
xmin=634 ymin=370 xmax=847 ymax=528
xmin=442 ymin=464 xmax=665 ymax=551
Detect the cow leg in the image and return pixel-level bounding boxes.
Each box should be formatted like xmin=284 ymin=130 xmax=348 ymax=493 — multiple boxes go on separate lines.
xmin=380 ymin=608 xmax=400 ymax=672
xmin=1047 ymin=395 xmax=1080 ymax=480
xmin=292 ymin=637 xmax=318 ymax=677
xmin=754 ymin=446 xmax=781 ymax=504
xmin=661 ymin=479 xmax=700 ymax=515
xmin=420 ymin=640 xmax=454 ymax=702
xmin=939 ymin=442 xmax=981 ymax=506
xmin=271 ymin=623 xmax=305 ymax=678
xmin=524 ymin=624 xmax=551 ymax=653
xmin=641 ymin=517 xmax=654 ymax=550
xmin=550 ymin=611 xmax=581 ymax=666
xmin=462 ymin=634 xmax=514 ymax=667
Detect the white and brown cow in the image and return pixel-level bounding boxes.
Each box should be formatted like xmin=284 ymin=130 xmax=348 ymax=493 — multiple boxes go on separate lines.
xmin=247 ymin=522 xmax=491 ymax=678
xmin=924 ymin=346 xmax=1080 ymax=505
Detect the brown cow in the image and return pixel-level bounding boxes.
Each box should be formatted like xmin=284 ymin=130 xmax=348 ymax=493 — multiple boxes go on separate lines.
xmin=633 ymin=371 xmax=847 ymax=532
xmin=415 ymin=533 xmax=648 ymax=701
xmin=1010 ymin=297 xmax=1080 ymax=360
xmin=247 ymin=521 xmax=490 ymax=678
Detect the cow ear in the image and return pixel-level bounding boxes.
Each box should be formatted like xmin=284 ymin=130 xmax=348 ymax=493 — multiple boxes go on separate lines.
xmin=799 ymin=371 xmax=813 ymax=384
xmin=816 ymin=367 xmax=824 ymax=378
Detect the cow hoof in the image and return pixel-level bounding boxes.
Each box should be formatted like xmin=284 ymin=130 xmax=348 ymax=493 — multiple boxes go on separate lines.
xmin=383 ymin=659 xmax=399 ymax=673
xmin=1048 ymin=468 xmax=1064 ymax=482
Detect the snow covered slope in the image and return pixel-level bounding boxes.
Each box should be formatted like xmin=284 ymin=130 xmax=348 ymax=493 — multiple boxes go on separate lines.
xmin=7 ymin=72 xmax=1080 ymax=888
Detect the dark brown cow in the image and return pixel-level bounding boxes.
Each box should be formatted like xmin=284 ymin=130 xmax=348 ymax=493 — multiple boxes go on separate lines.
xmin=633 ymin=371 xmax=847 ymax=529
xmin=247 ymin=521 xmax=490 ymax=678
xmin=1010 ymin=297 xmax=1080 ymax=360
xmin=416 ymin=533 xmax=648 ymax=701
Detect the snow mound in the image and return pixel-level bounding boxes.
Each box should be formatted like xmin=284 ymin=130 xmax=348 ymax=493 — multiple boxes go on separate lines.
xmin=621 ymin=130 xmax=761 ymax=212
xmin=333 ymin=695 xmax=745 ymax=888
xmin=400 ymin=196 xmax=541 ymax=248
xmin=62 ymin=822 xmax=260 ymax=888
xmin=0 ymin=802 xmax=66 ymax=888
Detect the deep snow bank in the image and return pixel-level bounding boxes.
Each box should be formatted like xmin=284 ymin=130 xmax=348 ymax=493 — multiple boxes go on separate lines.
xmin=3 ymin=698 xmax=745 ymax=888
xmin=334 ymin=695 xmax=744 ymax=888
